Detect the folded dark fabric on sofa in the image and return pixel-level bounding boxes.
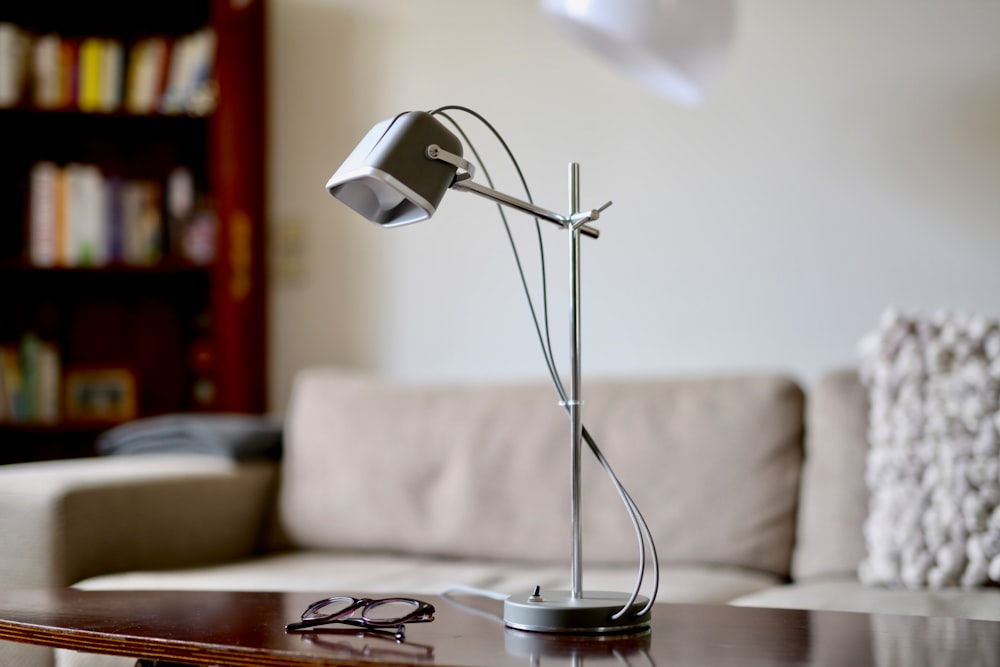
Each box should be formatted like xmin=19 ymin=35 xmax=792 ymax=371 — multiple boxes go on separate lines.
xmin=97 ymin=413 xmax=283 ymax=460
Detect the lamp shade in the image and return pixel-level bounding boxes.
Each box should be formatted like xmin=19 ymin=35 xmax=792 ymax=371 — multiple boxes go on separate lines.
xmin=540 ymin=0 xmax=734 ymax=105
xmin=326 ymin=111 xmax=465 ymax=227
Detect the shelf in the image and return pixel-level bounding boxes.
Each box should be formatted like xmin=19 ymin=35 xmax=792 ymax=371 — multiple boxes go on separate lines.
xmin=0 ymin=407 xmax=189 ymax=435
xmin=1 ymin=108 xmax=210 ymax=174
xmin=0 ymin=421 xmax=112 ymax=436
xmin=0 ymin=261 xmax=211 ymax=303
xmin=0 ymin=259 xmax=211 ymax=275
xmin=0 ymin=422 xmax=106 ymax=463
xmin=0 ymin=106 xmax=211 ymax=121
xmin=0 ymin=2 xmax=209 ymax=39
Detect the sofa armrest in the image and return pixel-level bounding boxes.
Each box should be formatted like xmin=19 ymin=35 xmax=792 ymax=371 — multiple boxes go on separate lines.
xmin=0 ymin=455 xmax=278 ymax=588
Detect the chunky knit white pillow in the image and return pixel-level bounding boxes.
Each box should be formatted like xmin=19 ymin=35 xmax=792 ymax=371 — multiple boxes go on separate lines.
xmin=859 ymin=308 xmax=1000 ymax=589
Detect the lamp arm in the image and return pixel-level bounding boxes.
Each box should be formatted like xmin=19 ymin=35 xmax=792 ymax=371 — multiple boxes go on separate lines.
xmin=450 ymin=178 xmax=601 ymax=240
xmin=426 ymin=142 xmax=603 ymax=238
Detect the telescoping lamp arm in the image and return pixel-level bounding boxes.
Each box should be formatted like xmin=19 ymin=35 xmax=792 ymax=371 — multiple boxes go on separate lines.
xmin=425 ymin=144 xmax=606 ymax=238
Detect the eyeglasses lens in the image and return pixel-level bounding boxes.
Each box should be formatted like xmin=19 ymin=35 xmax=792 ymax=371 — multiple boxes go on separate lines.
xmin=363 ymin=599 xmax=421 ymax=623
xmin=304 ymin=597 xmax=357 ymax=620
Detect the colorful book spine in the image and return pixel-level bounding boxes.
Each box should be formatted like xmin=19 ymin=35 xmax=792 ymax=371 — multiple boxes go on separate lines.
xmin=0 ymin=23 xmax=29 ymax=108
xmin=63 ymin=163 xmax=85 ymax=265
xmin=0 ymin=344 xmax=20 ymax=422
xmin=29 ymin=161 xmax=59 ymax=267
xmin=33 ymin=339 xmax=61 ymax=424
xmin=31 ymin=33 xmax=62 ymax=109
xmin=63 ymin=163 xmax=109 ymax=266
xmin=59 ymin=37 xmax=77 ymax=109
xmin=0 ymin=335 xmax=61 ymax=424
xmin=161 ymin=28 xmax=216 ymax=115
xmin=126 ymin=37 xmax=168 ymax=114
xmin=54 ymin=165 xmax=68 ymax=265
xmin=121 ymin=179 xmax=164 ymax=266
xmin=106 ymin=175 xmax=125 ymax=263
xmin=101 ymin=39 xmax=124 ymax=112
xmin=77 ymin=37 xmax=104 ymax=112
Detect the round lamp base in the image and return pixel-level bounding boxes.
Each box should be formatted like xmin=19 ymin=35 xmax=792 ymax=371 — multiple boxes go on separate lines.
xmin=503 ymin=589 xmax=651 ymax=634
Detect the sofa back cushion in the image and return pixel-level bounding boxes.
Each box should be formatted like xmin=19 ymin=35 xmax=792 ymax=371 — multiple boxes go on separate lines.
xmin=280 ymin=369 xmax=805 ymax=578
xmin=791 ymin=369 xmax=870 ymax=581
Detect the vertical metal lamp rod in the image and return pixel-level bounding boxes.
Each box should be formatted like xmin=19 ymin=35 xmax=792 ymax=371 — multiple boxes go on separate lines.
xmin=568 ymin=162 xmax=583 ymax=600
xmin=501 ymin=160 xmax=651 ymax=633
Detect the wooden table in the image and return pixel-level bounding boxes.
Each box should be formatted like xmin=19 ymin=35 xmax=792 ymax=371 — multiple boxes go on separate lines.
xmin=0 ymin=589 xmax=998 ymax=666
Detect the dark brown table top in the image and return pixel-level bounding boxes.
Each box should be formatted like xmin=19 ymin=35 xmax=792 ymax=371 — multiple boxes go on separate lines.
xmin=0 ymin=588 xmax=997 ymax=666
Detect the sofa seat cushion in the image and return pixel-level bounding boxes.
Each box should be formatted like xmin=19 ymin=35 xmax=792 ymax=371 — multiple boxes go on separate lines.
xmin=73 ymin=550 xmax=781 ymax=605
xmin=281 ymin=369 xmax=805 ymax=579
xmin=730 ymin=578 xmax=1000 ymax=621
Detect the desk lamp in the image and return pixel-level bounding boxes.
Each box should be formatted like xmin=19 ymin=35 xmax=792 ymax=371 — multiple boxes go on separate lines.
xmin=327 ymin=109 xmax=646 ymax=633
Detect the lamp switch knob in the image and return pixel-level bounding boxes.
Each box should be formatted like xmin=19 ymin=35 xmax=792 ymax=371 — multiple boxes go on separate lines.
xmin=528 ymin=586 xmax=543 ymax=602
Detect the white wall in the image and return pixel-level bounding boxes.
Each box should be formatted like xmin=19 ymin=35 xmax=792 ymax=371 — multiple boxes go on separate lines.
xmin=266 ymin=0 xmax=1000 ymax=410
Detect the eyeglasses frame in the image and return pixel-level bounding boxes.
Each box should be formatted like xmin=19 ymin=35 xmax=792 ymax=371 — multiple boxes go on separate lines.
xmin=285 ymin=596 xmax=435 ymax=637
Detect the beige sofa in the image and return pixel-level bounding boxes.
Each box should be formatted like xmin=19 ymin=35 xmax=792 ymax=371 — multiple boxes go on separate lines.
xmin=2 ymin=367 xmax=998 ymax=666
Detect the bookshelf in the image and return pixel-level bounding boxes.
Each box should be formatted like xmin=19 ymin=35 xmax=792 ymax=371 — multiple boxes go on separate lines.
xmin=0 ymin=0 xmax=266 ymax=463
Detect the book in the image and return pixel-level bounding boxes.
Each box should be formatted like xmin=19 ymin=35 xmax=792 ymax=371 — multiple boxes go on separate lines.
xmin=59 ymin=37 xmax=78 ymax=109
xmin=122 ymin=180 xmax=162 ymax=265
xmin=75 ymin=164 xmax=108 ymax=266
xmin=0 ymin=23 xmax=29 ymax=108
xmin=125 ymin=36 xmax=168 ymax=114
xmin=0 ymin=346 xmax=10 ymax=421
xmin=100 ymin=39 xmax=124 ymax=112
xmin=185 ymin=28 xmax=217 ymax=115
xmin=63 ymin=164 xmax=83 ymax=265
xmin=16 ymin=334 xmax=61 ymax=424
xmin=160 ymin=33 xmax=190 ymax=114
xmin=34 ymin=339 xmax=61 ymax=424
xmin=161 ymin=28 xmax=216 ymax=115
xmin=77 ymin=37 xmax=104 ymax=112
xmin=121 ymin=180 xmax=143 ymax=264
xmin=29 ymin=162 xmax=60 ymax=267
xmin=137 ymin=181 xmax=163 ymax=264
xmin=55 ymin=164 xmax=68 ymax=265
xmin=0 ymin=344 xmax=22 ymax=422
xmin=106 ymin=175 xmax=125 ymax=263
xmin=32 ymin=33 xmax=62 ymax=109
xmin=18 ymin=335 xmax=38 ymax=421
xmin=63 ymin=163 xmax=108 ymax=266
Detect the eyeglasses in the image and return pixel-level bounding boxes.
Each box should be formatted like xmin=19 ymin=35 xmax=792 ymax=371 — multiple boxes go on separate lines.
xmin=285 ymin=596 xmax=435 ymax=640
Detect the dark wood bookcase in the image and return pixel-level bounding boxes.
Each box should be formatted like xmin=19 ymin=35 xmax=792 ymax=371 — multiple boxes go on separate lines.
xmin=0 ymin=0 xmax=267 ymax=463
